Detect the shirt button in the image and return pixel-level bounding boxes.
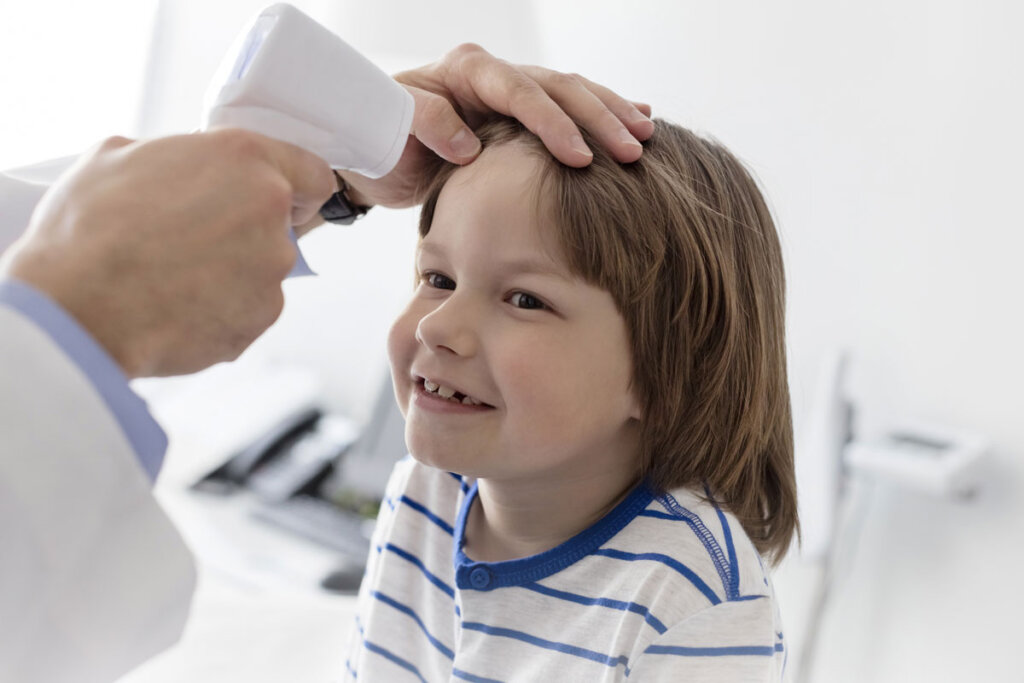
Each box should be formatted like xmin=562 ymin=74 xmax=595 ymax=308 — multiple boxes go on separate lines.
xmin=469 ymin=567 xmax=492 ymax=590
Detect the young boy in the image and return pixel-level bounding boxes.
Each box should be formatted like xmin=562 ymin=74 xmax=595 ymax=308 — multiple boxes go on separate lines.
xmin=344 ymin=117 xmax=797 ymax=682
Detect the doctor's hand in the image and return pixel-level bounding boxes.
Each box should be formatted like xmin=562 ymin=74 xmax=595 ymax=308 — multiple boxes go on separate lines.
xmin=0 ymin=130 xmax=334 ymax=378
xmin=338 ymin=43 xmax=654 ymax=209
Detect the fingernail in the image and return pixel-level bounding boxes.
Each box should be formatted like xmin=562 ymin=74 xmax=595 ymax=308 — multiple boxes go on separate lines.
xmin=450 ymin=128 xmax=481 ymax=158
xmin=570 ymin=134 xmax=592 ymax=158
xmin=620 ymin=128 xmax=643 ymax=147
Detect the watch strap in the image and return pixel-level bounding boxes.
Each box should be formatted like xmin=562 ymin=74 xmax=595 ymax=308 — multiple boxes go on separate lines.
xmin=319 ymin=171 xmax=370 ymax=225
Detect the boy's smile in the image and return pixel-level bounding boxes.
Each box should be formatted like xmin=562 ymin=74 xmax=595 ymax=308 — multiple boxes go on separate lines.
xmin=387 ymin=141 xmax=642 ymax=489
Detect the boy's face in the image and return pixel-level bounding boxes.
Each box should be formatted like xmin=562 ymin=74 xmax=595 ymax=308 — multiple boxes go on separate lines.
xmin=388 ymin=143 xmax=641 ymax=484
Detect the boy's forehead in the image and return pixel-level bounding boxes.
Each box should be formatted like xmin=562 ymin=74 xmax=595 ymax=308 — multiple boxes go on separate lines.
xmin=429 ymin=142 xmax=565 ymax=261
xmin=432 ymin=144 xmax=561 ymax=237
xmin=443 ymin=140 xmax=542 ymax=193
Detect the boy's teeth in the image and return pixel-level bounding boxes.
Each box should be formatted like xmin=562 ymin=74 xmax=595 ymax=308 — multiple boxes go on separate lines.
xmin=422 ymin=378 xmax=483 ymax=406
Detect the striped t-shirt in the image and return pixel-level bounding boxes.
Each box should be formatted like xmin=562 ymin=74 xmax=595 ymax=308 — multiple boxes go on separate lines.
xmin=343 ymin=458 xmax=786 ymax=682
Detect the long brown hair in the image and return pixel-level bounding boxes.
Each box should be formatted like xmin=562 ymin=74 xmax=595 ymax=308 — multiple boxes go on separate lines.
xmin=417 ymin=117 xmax=798 ymax=564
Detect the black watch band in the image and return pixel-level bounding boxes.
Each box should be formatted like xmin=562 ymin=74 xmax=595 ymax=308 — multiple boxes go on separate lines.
xmin=319 ymin=171 xmax=370 ymax=225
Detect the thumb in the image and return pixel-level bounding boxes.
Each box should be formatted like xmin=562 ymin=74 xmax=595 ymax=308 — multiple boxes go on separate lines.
xmin=405 ymin=85 xmax=482 ymax=164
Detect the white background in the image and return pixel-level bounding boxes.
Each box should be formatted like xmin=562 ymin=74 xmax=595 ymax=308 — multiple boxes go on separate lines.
xmin=3 ymin=1 xmax=1023 ymax=681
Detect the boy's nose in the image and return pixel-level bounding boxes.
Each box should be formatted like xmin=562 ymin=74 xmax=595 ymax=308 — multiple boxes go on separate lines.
xmin=414 ymin=296 xmax=479 ymax=358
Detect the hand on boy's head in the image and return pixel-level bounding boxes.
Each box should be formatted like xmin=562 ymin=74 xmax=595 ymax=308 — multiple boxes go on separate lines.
xmin=339 ymin=43 xmax=653 ymax=210
xmin=398 ymin=44 xmax=653 ymax=166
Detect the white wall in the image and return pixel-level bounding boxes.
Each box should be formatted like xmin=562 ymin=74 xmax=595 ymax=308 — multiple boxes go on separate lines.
xmin=0 ymin=0 xmax=158 ymax=168
xmin=30 ymin=0 xmax=1024 ymax=680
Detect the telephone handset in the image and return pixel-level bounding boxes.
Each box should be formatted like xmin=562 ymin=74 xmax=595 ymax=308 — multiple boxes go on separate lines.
xmin=193 ymin=407 xmax=359 ymax=503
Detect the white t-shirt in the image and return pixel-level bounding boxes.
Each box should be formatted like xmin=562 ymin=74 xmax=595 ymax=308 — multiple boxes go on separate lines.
xmin=344 ymin=458 xmax=787 ymax=682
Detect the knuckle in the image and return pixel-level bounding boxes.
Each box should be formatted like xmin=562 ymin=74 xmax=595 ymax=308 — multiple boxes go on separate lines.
xmin=450 ymin=42 xmax=486 ymax=60
xmin=97 ymin=135 xmax=132 ymax=152
xmin=550 ymin=71 xmax=582 ymax=91
xmin=212 ymin=127 xmax=265 ymax=160
xmin=259 ymin=177 xmax=293 ymax=217
xmin=508 ymin=76 xmax=541 ymax=105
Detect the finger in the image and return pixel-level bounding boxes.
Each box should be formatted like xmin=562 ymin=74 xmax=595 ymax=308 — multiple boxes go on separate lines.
xmin=569 ymin=72 xmax=656 ymax=141
xmin=405 ymin=85 xmax=482 ymax=164
xmin=519 ymin=66 xmax=650 ymax=163
xmin=259 ymin=137 xmax=337 ymax=226
xmin=449 ymin=53 xmax=596 ymax=167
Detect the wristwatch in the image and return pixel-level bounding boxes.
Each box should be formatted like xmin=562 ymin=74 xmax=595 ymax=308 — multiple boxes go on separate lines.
xmin=319 ymin=170 xmax=371 ymax=225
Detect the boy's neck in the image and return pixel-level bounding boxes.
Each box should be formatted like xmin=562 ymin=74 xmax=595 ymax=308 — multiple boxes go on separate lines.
xmin=464 ymin=463 xmax=639 ymax=563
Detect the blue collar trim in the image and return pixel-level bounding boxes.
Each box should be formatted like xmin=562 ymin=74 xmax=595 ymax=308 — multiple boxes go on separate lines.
xmin=452 ymin=480 xmax=654 ymax=591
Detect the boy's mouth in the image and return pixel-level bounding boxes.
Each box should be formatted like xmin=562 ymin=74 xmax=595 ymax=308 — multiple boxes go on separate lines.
xmin=418 ymin=377 xmax=492 ymax=408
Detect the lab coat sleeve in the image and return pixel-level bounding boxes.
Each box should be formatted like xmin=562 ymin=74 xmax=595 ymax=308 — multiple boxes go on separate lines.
xmin=0 ymin=174 xmax=197 ymax=682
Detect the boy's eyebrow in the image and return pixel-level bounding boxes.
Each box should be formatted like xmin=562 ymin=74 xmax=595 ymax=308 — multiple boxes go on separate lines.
xmin=417 ymin=241 xmax=573 ymax=281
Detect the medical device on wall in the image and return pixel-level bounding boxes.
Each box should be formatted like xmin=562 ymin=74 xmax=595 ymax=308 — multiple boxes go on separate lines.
xmin=201 ymin=3 xmax=414 ymax=179
xmin=793 ymin=350 xmax=991 ymax=683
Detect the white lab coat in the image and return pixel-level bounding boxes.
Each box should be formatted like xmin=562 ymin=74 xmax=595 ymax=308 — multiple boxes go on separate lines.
xmin=0 ymin=172 xmax=196 ymax=683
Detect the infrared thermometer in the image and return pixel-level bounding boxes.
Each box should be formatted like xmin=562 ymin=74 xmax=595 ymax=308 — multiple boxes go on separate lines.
xmin=202 ymin=3 xmax=414 ymax=179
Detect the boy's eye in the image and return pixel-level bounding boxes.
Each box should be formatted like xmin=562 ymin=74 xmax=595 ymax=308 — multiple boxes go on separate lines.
xmin=424 ymin=272 xmax=455 ymax=290
xmin=508 ymin=292 xmax=547 ymax=310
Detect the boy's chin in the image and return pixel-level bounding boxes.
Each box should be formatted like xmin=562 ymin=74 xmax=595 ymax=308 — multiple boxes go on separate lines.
xmin=408 ymin=448 xmax=479 ymax=479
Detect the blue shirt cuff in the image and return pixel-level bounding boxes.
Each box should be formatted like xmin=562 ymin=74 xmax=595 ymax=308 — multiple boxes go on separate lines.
xmin=289 ymin=230 xmax=315 ymax=277
xmin=0 ymin=279 xmax=168 ymax=481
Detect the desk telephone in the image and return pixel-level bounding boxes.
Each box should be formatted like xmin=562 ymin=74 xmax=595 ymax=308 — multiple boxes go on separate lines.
xmin=190 ymin=375 xmax=407 ymax=591
xmin=191 ymin=406 xmax=379 ymax=586
xmin=193 ymin=407 xmax=358 ymax=502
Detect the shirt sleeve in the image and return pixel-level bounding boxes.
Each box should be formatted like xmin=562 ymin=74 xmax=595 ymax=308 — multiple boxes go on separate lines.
xmin=626 ymin=597 xmax=786 ymax=682
xmin=0 ymin=278 xmax=168 ymax=481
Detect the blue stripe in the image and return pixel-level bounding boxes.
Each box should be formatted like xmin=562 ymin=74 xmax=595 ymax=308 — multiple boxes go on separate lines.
xmin=452 ymin=667 xmax=504 ymax=683
xmin=446 ymin=471 xmax=471 ymax=494
xmin=363 ymin=640 xmax=428 ymax=682
xmin=593 ymin=548 xmax=721 ymax=605
xmin=704 ymin=484 xmax=740 ymax=598
xmin=400 ymin=495 xmax=455 ymax=536
xmin=371 ymin=590 xmax=454 ymax=660
xmin=644 ymin=644 xmax=777 ymax=657
xmin=654 ymin=494 xmax=736 ymax=599
xmin=523 ymin=582 xmax=667 ymax=634
xmin=384 ymin=543 xmax=456 ymax=599
xmin=344 ymin=658 xmax=357 ymax=680
xmin=462 ymin=622 xmax=630 ymax=670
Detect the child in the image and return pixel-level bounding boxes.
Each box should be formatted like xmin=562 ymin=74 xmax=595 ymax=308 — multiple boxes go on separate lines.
xmin=344 ymin=116 xmax=797 ymax=682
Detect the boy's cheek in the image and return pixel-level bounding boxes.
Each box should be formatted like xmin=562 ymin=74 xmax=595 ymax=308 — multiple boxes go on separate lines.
xmin=386 ymin=315 xmax=415 ymax=388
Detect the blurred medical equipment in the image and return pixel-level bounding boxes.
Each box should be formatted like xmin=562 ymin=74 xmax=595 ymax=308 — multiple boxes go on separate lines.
xmin=202 ymin=3 xmax=414 ymax=179
xmin=793 ymin=350 xmax=990 ymax=682
xmin=190 ymin=370 xmax=407 ymax=592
